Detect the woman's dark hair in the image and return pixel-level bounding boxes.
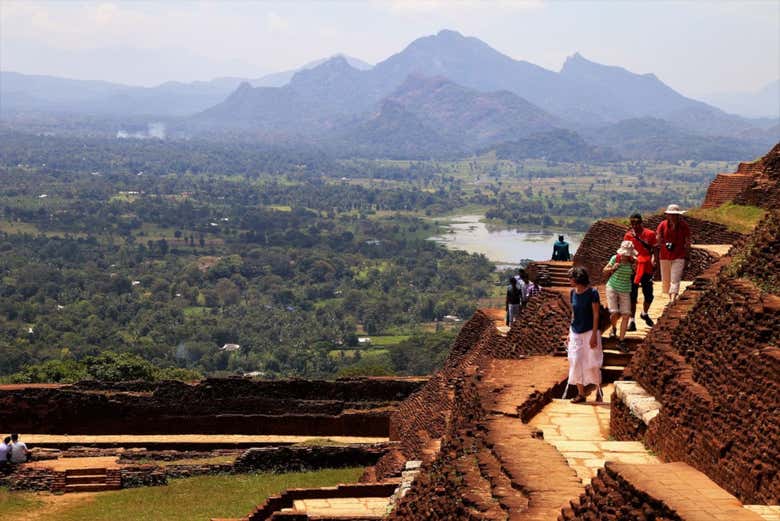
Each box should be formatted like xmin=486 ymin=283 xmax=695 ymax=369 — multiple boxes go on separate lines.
xmin=508 ymin=277 xmax=518 ymax=287
xmin=630 ymin=213 xmax=642 ymax=222
xmin=567 ymin=266 xmax=589 ymax=286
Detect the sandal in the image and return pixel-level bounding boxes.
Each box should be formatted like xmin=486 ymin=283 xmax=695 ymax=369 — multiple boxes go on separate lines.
xmin=571 ymin=395 xmax=586 ymax=404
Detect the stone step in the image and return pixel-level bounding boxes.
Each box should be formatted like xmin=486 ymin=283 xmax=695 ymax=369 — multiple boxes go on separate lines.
xmin=602 ymin=349 xmax=632 ymax=367
xmin=601 ymin=365 xmax=625 ymax=383
xmin=64 ymin=483 xmax=120 ymax=493
xmin=65 ymin=475 xmax=109 ymax=485
xmin=65 ymin=467 xmax=107 ymax=477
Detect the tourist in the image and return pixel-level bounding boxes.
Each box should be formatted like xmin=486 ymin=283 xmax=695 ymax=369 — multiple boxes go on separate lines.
xmin=0 ymin=436 xmax=10 ymax=466
xmin=514 ymin=268 xmax=530 ymax=306
xmin=656 ymin=205 xmax=691 ymax=303
xmin=603 ymin=241 xmax=637 ymax=353
xmin=566 ymin=267 xmax=603 ymax=403
xmin=624 ymin=213 xmax=657 ymax=330
xmin=552 ymin=235 xmax=571 ymax=261
xmin=9 ymin=433 xmax=29 ymax=464
xmin=519 ymin=270 xmax=540 ymax=299
xmin=505 ymin=277 xmax=522 ymax=325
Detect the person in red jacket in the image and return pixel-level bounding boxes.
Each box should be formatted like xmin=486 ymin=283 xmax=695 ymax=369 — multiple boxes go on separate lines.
xmin=624 ymin=213 xmax=657 ymax=331
xmin=656 ymin=204 xmax=691 ymax=303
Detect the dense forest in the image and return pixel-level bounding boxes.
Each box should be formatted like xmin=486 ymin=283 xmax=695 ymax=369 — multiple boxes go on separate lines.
xmin=0 ymin=132 xmax=731 ymax=382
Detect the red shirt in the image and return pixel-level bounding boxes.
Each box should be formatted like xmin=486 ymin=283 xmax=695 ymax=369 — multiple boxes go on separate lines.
xmin=656 ymin=219 xmax=690 ymax=260
xmin=624 ymin=227 xmax=656 ymax=283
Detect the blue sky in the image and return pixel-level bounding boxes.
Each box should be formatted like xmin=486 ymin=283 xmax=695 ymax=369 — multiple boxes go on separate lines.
xmin=1 ymin=0 xmax=778 ymax=97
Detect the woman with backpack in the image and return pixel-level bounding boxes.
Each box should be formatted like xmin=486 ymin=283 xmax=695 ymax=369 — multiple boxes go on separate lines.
xmin=566 ymin=267 xmax=603 ymax=403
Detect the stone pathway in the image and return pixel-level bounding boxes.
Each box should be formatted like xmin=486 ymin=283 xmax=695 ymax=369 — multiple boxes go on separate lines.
xmin=287 ymin=497 xmax=390 ymax=517
xmin=528 ymin=385 xmax=659 ymax=486
xmin=745 ymin=505 xmax=780 ymax=521
xmin=25 ymin=456 xmax=120 ymax=471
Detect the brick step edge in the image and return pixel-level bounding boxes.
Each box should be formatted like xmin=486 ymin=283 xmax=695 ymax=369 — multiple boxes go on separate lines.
xmin=65 ymin=475 xmax=110 ymax=485
xmin=64 ymin=484 xmax=121 ymax=493
xmin=65 ymin=468 xmax=108 ymax=476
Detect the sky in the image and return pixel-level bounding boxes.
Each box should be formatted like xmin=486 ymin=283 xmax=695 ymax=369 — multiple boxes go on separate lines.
xmin=1 ymin=0 xmax=778 ymax=98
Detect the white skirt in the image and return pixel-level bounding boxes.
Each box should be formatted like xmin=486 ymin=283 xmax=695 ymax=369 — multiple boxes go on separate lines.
xmin=567 ymin=328 xmax=603 ymax=386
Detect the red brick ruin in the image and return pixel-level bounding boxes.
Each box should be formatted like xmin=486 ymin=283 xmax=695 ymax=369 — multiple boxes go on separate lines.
xmin=3 ymin=143 xmax=779 ymax=520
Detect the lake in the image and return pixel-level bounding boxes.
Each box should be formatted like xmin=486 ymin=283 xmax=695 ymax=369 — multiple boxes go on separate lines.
xmin=428 ymin=215 xmax=584 ymax=266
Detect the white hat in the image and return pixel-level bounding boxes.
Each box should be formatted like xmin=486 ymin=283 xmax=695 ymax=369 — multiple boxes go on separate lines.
xmin=617 ymin=240 xmax=637 ymax=258
xmin=664 ymin=204 xmax=687 ymax=215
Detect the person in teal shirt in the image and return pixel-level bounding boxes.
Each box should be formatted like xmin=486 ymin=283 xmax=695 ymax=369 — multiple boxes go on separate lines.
xmin=552 ymin=235 xmax=571 ymax=261
xmin=603 ymin=241 xmax=637 ymax=352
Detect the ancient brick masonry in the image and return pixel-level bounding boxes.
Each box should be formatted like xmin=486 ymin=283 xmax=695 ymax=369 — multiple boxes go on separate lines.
xmin=627 ymin=214 xmax=780 ymax=504
xmin=233 ymin=444 xmax=390 ymax=474
xmin=503 ymin=289 xmax=571 ymax=356
xmin=730 ymin=209 xmax=780 ymax=292
xmin=375 ymin=290 xmax=572 ymax=480
xmin=734 ymin=142 xmax=780 ymax=209
xmin=0 ymin=377 xmax=422 ymax=437
xmin=702 ymin=172 xmax=755 ymax=208
xmin=365 ymin=290 xmax=577 ymax=520
xmin=608 ymin=398 xmax=647 ymax=442
xmin=560 ymin=463 xmax=683 ymax=521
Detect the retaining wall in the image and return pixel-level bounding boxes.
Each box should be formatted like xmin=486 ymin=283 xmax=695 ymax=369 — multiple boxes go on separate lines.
xmin=0 ymin=377 xmax=421 ymax=436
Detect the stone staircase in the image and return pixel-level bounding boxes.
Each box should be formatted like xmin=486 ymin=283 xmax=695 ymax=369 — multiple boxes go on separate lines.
xmin=61 ymin=467 xmax=121 ymax=493
xmin=529 ymin=260 xmax=573 ymax=287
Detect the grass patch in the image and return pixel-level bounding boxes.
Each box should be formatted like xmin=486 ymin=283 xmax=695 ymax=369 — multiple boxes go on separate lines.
xmin=365 ymin=335 xmax=410 ymax=346
xmin=47 ymin=468 xmax=363 ymax=521
xmin=182 ymin=306 xmax=211 ymax=317
xmin=329 ymin=348 xmax=390 ymax=361
xmin=687 ymin=203 xmax=766 ymax=234
xmin=0 ymin=487 xmax=43 ymax=518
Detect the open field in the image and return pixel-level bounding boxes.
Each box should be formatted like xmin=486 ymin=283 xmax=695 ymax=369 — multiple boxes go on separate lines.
xmin=1 ymin=468 xmax=364 ymax=521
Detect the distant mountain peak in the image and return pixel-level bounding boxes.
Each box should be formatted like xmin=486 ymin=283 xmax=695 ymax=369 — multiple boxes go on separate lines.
xmin=436 ymin=29 xmax=465 ymax=39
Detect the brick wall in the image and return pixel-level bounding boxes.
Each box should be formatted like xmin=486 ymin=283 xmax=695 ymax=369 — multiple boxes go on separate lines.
xmin=733 ymin=142 xmax=780 ymax=210
xmin=0 ymin=377 xmax=421 ymax=436
xmin=627 ymin=214 xmax=780 ymax=503
xmin=609 ymin=396 xmax=647 ymax=442
xmin=560 ymin=463 xmax=684 ymax=521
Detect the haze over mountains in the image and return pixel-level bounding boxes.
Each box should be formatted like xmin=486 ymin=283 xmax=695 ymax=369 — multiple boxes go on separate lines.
xmin=2 ymin=29 xmax=778 ymax=161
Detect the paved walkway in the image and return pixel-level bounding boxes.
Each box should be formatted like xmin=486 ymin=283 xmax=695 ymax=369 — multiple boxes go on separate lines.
xmin=26 ymin=456 xmax=120 ymax=471
xmin=287 ymin=497 xmax=389 ymax=517
xmin=528 ymin=385 xmax=659 ymax=486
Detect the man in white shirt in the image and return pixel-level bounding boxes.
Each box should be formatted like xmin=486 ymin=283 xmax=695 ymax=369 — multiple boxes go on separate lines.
xmin=0 ymin=436 xmax=10 ymax=465
xmin=9 ymin=433 xmax=29 ymax=463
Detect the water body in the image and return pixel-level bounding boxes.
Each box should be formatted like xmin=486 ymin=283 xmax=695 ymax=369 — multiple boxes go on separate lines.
xmin=429 ymin=215 xmax=584 ymax=266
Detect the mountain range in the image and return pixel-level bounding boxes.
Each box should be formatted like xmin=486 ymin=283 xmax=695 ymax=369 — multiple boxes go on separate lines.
xmin=2 ymin=29 xmax=778 ymax=160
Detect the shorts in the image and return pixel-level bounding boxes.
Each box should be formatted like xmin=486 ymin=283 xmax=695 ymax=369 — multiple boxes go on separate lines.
xmin=630 ymin=273 xmax=654 ymax=305
xmin=606 ymin=286 xmax=631 ymax=315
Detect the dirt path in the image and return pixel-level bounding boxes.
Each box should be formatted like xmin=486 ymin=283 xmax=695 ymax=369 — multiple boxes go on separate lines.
xmin=14 ymin=492 xmax=97 ymax=521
